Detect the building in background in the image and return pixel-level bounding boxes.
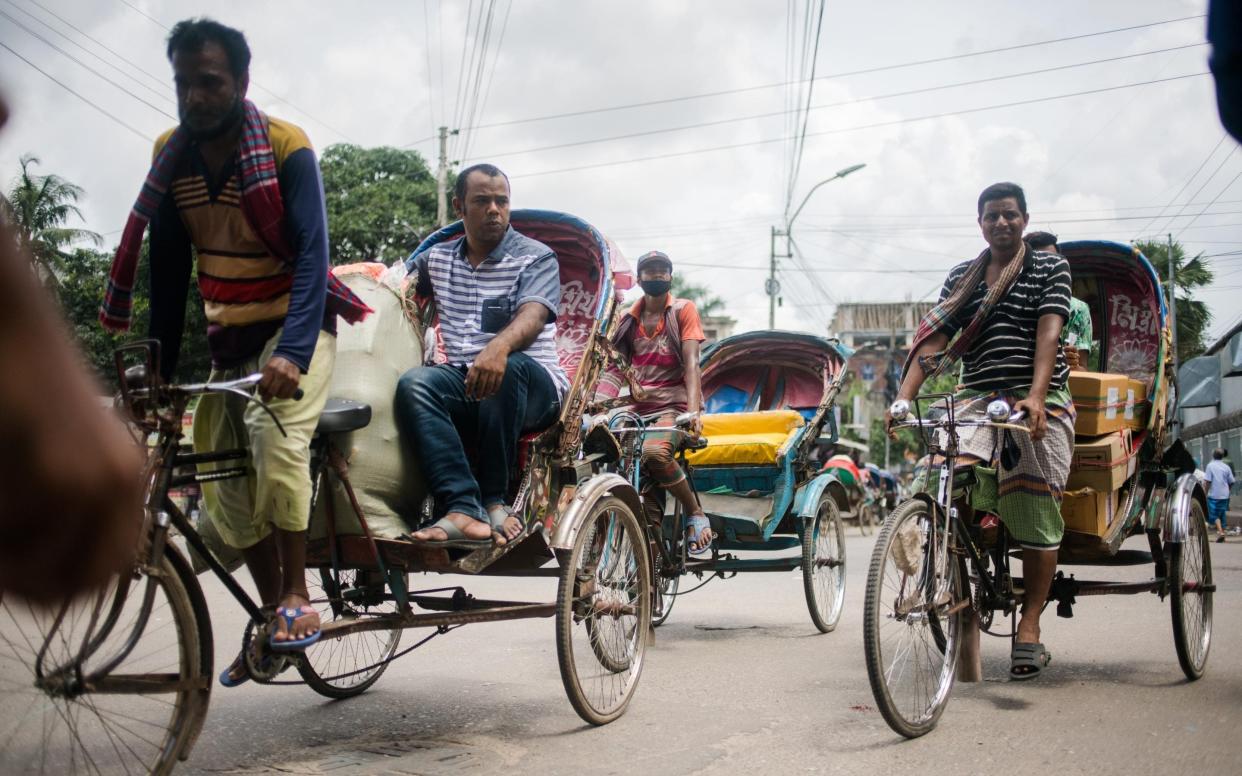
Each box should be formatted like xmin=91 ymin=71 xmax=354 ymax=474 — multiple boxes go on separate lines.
xmin=701 ymin=314 xmax=737 ymax=345
xmin=1179 ymin=320 xmax=1242 ymax=508
xmin=829 ymin=301 xmax=933 ymax=461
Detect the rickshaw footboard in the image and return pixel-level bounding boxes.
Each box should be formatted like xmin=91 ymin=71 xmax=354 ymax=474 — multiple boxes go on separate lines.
xmin=318 ymin=601 xmax=556 ymax=642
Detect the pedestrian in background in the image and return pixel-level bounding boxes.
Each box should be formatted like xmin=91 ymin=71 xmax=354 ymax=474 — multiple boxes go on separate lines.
xmin=1204 ymin=448 xmax=1235 ymax=543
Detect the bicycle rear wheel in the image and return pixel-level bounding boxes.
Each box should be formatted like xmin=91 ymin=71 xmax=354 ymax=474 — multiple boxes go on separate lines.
xmin=297 ymin=568 xmax=404 ymax=699
xmin=0 ymin=545 xmax=211 ymax=775
xmin=1170 ymin=499 xmax=1212 ymax=680
xmin=863 ymin=499 xmax=963 ymax=738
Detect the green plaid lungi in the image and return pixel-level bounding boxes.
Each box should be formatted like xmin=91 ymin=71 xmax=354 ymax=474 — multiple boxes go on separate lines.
xmin=931 ymin=388 xmax=1075 ymax=550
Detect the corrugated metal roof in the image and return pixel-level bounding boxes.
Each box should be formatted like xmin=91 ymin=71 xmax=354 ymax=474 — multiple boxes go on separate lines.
xmin=1180 ymin=356 xmax=1221 ymax=408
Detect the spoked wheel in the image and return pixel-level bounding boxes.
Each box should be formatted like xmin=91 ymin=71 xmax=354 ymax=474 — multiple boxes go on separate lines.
xmin=1170 ymin=499 xmax=1212 ymax=680
xmin=859 ymin=502 xmax=875 ymax=536
xmin=651 ymin=521 xmax=681 ymax=628
xmin=651 ymin=564 xmax=680 ymax=628
xmin=297 ymin=568 xmax=404 ymax=699
xmin=556 ymin=495 xmax=651 ymax=725
xmin=0 ymin=546 xmax=211 ymax=775
xmin=863 ymin=499 xmax=964 ymax=738
xmin=802 ymin=494 xmax=846 ymax=633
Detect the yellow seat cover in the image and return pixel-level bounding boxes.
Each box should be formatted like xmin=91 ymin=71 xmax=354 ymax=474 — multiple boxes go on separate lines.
xmin=687 ymin=410 xmax=806 ymax=466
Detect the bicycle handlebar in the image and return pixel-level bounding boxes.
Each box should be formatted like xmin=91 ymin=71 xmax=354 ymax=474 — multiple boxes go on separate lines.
xmin=888 ymin=398 xmax=1028 ymax=432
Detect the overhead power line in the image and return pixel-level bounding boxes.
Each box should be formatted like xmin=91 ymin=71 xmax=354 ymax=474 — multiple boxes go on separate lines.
xmin=510 ymin=72 xmax=1209 ymax=179
xmin=0 ymin=39 xmax=150 ymax=141
xmin=475 ymin=44 xmax=1205 ymax=162
xmin=0 ymin=8 xmax=175 ymax=119
xmin=454 ymin=14 xmax=1206 ymax=134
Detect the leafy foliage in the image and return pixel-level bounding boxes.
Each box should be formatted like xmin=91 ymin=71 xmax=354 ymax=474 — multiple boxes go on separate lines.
xmin=57 ymin=246 xmax=212 ymax=388
xmin=671 ymin=275 xmax=725 ymax=316
xmin=1134 ymin=238 xmax=1213 ymax=361
xmin=2 ymin=155 xmax=101 ymax=292
xmin=319 ymin=144 xmax=438 ymax=265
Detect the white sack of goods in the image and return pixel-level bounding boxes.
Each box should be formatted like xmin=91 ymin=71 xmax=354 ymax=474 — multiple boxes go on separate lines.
xmin=308 ymin=262 xmax=426 ymax=541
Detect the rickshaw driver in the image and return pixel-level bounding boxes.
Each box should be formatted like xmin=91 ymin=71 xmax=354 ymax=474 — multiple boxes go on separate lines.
xmin=98 ymin=18 xmax=373 ymax=679
xmin=887 ymin=182 xmax=1076 ymax=681
xmin=395 ymin=164 xmax=566 ymax=547
xmin=595 ymin=251 xmax=712 ymax=554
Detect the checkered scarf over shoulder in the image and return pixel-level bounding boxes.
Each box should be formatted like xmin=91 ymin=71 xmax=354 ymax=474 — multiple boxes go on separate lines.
xmin=902 ymin=242 xmax=1028 ymax=381
xmin=99 ymin=100 xmax=370 ymax=332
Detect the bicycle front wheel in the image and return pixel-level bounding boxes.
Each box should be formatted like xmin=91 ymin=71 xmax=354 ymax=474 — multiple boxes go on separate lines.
xmin=556 ymin=495 xmax=651 ymax=725
xmin=0 ymin=544 xmax=211 ymax=774
xmin=863 ymin=499 xmax=963 ymax=738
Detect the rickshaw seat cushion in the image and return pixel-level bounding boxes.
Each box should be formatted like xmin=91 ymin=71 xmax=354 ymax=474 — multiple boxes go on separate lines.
xmin=687 ymin=410 xmax=805 ymax=466
xmin=315 ymin=398 xmax=372 ymax=436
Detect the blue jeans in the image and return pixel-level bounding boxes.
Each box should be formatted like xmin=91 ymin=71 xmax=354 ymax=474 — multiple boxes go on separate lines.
xmin=394 ymin=352 xmax=560 ymax=523
xmin=1207 ymin=497 xmax=1229 ymax=529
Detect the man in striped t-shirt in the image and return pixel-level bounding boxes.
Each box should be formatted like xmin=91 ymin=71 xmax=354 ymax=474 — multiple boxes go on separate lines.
xmin=395 ymin=164 xmax=564 ymax=547
xmin=890 ymin=182 xmax=1075 ymax=681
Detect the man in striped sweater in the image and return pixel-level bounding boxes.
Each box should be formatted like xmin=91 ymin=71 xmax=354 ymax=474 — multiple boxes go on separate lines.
xmin=130 ymin=19 xmax=370 ymax=678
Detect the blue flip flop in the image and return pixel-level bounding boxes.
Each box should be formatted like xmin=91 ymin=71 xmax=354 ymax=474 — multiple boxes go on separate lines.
xmin=686 ymin=513 xmax=713 ymax=557
xmin=218 ymin=649 xmax=286 ymax=687
xmin=269 ymin=605 xmax=322 ymax=652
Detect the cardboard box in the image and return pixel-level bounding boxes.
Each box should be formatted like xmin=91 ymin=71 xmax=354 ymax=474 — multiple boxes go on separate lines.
xmin=1061 ymin=488 xmax=1118 ymax=537
xmin=1068 ymin=371 xmax=1130 ymax=435
xmin=1122 ymin=377 xmax=1150 ymax=431
xmin=1066 ymin=431 xmax=1135 ymax=493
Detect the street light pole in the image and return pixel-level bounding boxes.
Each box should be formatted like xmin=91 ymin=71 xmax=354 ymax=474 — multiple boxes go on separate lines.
xmin=767 ymin=163 xmax=866 ymax=329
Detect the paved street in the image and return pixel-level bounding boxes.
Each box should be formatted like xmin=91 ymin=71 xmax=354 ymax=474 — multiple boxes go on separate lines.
xmin=170 ymin=529 xmax=1242 ymax=776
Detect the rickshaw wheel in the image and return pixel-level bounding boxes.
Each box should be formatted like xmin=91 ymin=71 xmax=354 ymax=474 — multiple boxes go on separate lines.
xmin=1170 ymin=499 xmax=1212 ymax=680
xmin=802 ymin=494 xmax=846 ymax=633
xmin=859 ymin=501 xmax=875 ymax=536
xmin=864 ymin=499 xmax=963 ymax=738
xmin=556 ymin=495 xmax=651 ymax=726
xmin=297 ymin=568 xmax=404 ymax=699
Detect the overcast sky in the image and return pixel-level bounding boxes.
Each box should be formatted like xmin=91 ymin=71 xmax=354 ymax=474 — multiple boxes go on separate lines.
xmin=2 ymin=0 xmax=1238 ymax=341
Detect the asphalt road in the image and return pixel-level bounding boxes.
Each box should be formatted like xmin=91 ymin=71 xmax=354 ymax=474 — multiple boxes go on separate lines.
xmin=156 ymin=528 xmax=1242 ymax=776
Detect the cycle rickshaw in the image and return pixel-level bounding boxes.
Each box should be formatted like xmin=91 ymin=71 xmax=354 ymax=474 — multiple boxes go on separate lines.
xmin=0 ymin=210 xmax=651 ymax=775
xmin=604 ymin=330 xmax=853 ymax=632
xmin=863 ymin=239 xmax=1213 ymax=738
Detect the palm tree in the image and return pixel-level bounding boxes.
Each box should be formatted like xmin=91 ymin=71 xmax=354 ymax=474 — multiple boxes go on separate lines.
xmin=670 ymin=275 xmax=725 ymax=316
xmin=3 ymin=155 xmax=100 ymax=291
xmin=1134 ymin=238 xmax=1213 ymax=362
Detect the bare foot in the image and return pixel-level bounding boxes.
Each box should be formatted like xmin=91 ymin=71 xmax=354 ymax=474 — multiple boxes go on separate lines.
xmin=410 ymin=512 xmax=493 ymax=542
xmin=487 ymin=505 xmax=523 ymax=542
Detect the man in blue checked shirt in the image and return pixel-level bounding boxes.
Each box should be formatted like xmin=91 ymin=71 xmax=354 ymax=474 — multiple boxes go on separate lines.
xmin=395 ymin=164 xmax=565 ymax=548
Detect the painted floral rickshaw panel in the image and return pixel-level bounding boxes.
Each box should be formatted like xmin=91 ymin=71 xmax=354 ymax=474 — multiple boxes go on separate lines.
xmin=1105 ymin=286 xmax=1161 ymax=383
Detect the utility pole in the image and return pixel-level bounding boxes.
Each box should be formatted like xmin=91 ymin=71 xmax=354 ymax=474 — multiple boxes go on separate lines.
xmin=435 ymin=126 xmax=459 ymax=227
xmin=768 ymin=163 xmax=866 ymax=330
xmin=884 ymin=322 xmax=896 ymax=470
xmin=767 ymin=226 xmax=786 ymax=329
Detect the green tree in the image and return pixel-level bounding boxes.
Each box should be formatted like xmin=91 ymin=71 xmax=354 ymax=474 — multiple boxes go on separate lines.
xmin=319 ymin=144 xmax=438 ymax=265
xmin=58 ymin=246 xmax=212 ymax=387
xmin=671 ymin=275 xmax=725 ymax=316
xmin=1134 ymin=238 xmax=1213 ymax=362
xmin=3 ymin=155 xmax=100 ymax=291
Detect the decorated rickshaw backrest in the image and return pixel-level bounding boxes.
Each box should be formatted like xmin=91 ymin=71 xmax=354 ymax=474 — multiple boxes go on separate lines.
xmin=406 ymin=210 xmax=632 ymax=386
xmin=1061 ymin=241 xmax=1167 ymax=394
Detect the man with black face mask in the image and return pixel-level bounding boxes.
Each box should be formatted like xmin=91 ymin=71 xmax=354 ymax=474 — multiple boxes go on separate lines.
xmin=100 ymin=18 xmax=370 ymax=684
xmin=597 ymin=251 xmax=712 ymax=554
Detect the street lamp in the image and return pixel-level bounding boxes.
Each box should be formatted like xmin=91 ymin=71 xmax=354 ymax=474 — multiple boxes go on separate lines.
xmin=768 ymin=162 xmax=866 ymax=329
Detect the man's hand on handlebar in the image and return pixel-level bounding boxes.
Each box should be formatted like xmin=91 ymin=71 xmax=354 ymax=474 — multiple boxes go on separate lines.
xmin=258 ymin=356 xmax=302 ymax=402
xmin=1012 ymin=395 xmax=1047 ymax=440
xmin=885 ymin=398 xmax=911 ymax=439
